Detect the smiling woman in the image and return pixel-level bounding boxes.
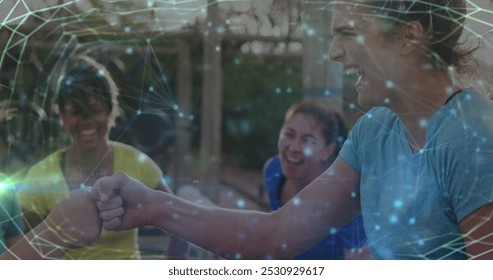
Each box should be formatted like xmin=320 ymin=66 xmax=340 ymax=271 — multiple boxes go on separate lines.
xmin=263 ymin=101 xmax=369 ymax=259
xmin=16 ymin=55 xmax=174 ymax=259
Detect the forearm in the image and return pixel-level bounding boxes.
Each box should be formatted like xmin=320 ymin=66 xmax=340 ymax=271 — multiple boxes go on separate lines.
xmin=148 ymin=191 xmax=288 ymax=259
xmin=0 ymin=222 xmax=67 ymax=260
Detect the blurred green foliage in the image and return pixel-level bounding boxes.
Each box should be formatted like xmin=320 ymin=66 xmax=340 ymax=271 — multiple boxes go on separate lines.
xmin=192 ymin=57 xmax=302 ymax=170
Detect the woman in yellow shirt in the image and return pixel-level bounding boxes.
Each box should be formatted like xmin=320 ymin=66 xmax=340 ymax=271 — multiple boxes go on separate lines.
xmin=17 ymin=55 xmax=172 ymax=259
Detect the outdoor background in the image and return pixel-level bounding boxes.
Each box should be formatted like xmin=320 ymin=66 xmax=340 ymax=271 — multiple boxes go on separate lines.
xmin=0 ymin=0 xmax=492 ymax=258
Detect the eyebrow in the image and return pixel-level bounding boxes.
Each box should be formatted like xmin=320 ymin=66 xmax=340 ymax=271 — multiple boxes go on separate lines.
xmin=332 ymin=24 xmax=356 ymax=33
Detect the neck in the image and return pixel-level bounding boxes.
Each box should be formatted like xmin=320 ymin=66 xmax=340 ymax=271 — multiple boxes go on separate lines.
xmin=65 ymin=141 xmax=112 ymax=174
xmin=388 ymin=69 xmax=459 ymax=150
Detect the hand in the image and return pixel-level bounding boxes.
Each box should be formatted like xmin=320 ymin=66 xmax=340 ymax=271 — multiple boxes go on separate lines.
xmin=43 ymin=188 xmax=102 ymax=249
xmin=90 ymin=172 xmax=156 ymax=231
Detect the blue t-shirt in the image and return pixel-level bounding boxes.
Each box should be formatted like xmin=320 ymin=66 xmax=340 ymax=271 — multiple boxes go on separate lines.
xmin=340 ymin=89 xmax=493 ymax=259
xmin=263 ymin=156 xmax=367 ymax=259
xmin=0 ymin=174 xmax=24 ymax=254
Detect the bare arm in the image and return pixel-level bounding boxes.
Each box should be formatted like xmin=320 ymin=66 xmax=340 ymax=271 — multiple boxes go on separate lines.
xmin=1 ymin=188 xmax=104 ymax=260
xmin=94 ymin=156 xmax=361 ymax=259
xmin=460 ymin=202 xmax=493 ymax=259
xmin=5 ymin=235 xmax=22 ymax=249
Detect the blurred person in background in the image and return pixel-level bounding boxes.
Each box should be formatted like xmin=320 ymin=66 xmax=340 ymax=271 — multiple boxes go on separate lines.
xmin=263 ymin=101 xmax=369 ymax=259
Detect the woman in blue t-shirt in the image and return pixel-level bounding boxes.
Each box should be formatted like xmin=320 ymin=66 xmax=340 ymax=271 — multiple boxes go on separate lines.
xmin=263 ymin=101 xmax=370 ymax=259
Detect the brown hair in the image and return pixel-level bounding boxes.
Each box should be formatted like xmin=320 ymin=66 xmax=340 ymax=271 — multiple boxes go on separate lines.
xmin=55 ymin=55 xmax=119 ymax=127
xmin=284 ymin=101 xmax=348 ymax=162
xmin=344 ymin=0 xmax=477 ymax=73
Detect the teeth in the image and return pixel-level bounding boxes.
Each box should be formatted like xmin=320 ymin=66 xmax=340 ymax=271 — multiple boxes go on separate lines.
xmin=345 ymin=67 xmax=362 ymax=76
xmin=286 ymin=156 xmax=301 ymax=164
xmin=80 ymin=129 xmax=96 ymax=136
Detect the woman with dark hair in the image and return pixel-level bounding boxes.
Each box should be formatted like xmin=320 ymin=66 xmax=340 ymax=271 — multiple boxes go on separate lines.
xmin=263 ymin=101 xmax=368 ymax=259
xmin=92 ymin=0 xmax=493 ymax=259
xmin=17 ymin=56 xmax=173 ymax=259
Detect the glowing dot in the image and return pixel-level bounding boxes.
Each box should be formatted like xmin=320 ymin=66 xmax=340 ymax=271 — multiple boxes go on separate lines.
xmin=367 ymin=113 xmax=373 ymax=119
xmin=178 ymin=112 xmax=184 ymax=118
xmin=215 ymin=46 xmax=221 ymax=52
xmin=275 ymin=88 xmax=281 ymax=94
xmin=234 ymin=253 xmax=242 ymax=259
xmin=386 ymin=80 xmax=394 ymax=88
xmin=393 ymin=200 xmax=403 ymax=208
xmin=348 ymin=20 xmax=355 ymax=27
xmin=375 ymin=224 xmax=381 ymax=231
xmin=351 ymin=191 xmax=357 ymax=198
xmin=236 ymin=199 xmax=245 ymax=208
xmin=389 ymin=215 xmax=398 ymax=224
xmin=422 ymin=63 xmax=433 ymax=70
xmin=330 ymin=228 xmax=337 ymax=234
xmin=124 ymin=26 xmax=131 ymax=32
xmin=409 ymin=218 xmax=416 ymax=224
xmin=306 ymin=28 xmax=315 ymax=36
xmin=287 ymin=87 xmax=292 ymax=93
xmin=189 ymin=115 xmax=195 ymax=121
xmin=172 ymin=213 xmax=180 ymax=220
xmin=173 ymin=104 xmax=179 ymax=110
xmin=303 ymin=147 xmax=313 ymax=157
xmin=324 ymin=90 xmax=331 ymax=96
xmin=384 ymin=98 xmax=390 ymax=104
xmin=281 ymin=243 xmax=288 ymax=249
xmin=419 ymin=149 xmax=424 ymax=154
xmin=149 ymin=86 xmax=154 ymax=92
xmin=138 ymin=153 xmax=146 ymax=162
xmin=465 ymin=94 xmax=471 ymax=100
xmin=137 ymin=203 xmax=143 ymax=208
xmin=293 ymin=198 xmax=301 ymax=206
xmin=217 ymin=26 xmax=226 ymax=34
xmin=446 ymin=87 xmax=454 ymax=95
xmin=125 ymin=47 xmax=133 ymax=54
xmin=356 ymin=35 xmax=365 ymax=44
xmin=137 ymin=110 xmax=142 ymax=115
xmin=419 ymin=119 xmax=427 ymax=128
xmin=472 ymin=131 xmax=478 ymax=137
xmin=349 ymin=103 xmax=356 ymax=109
xmin=418 ymin=240 xmax=425 ymax=246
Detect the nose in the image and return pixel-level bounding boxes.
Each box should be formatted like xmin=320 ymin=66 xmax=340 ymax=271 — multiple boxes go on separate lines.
xmin=329 ymin=39 xmax=344 ymax=62
xmin=288 ymin=140 xmax=303 ymax=152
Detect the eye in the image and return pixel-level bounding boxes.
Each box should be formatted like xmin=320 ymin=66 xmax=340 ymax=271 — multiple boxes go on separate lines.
xmin=285 ymin=132 xmax=296 ymax=140
xmin=304 ymin=136 xmax=316 ymax=145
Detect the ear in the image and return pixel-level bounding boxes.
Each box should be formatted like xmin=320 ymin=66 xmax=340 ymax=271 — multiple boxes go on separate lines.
xmin=321 ymin=142 xmax=337 ymax=162
xmin=399 ymin=21 xmax=426 ymax=56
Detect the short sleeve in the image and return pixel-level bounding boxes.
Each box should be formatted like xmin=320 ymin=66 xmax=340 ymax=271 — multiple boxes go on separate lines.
xmin=446 ymin=127 xmax=493 ymax=222
xmin=114 ymin=143 xmax=163 ymax=189
xmin=339 ymin=115 xmax=366 ymax=173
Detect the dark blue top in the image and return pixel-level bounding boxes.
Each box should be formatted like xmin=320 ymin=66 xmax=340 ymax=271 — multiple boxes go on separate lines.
xmin=263 ymin=155 xmax=367 ymax=259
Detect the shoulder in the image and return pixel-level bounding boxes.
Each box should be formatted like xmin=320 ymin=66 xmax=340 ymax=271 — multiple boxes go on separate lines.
xmin=436 ymin=89 xmax=493 ymax=138
xmin=112 ymin=142 xmax=162 ymax=186
xmin=263 ymin=156 xmax=282 ymax=187
xmin=25 ymin=150 xmax=63 ymax=175
xmin=352 ymin=107 xmax=396 ymax=131
xmin=113 ymin=142 xmax=141 ymax=155
xmin=347 ymin=107 xmax=398 ymax=144
xmin=113 ymin=142 xmax=155 ymax=162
